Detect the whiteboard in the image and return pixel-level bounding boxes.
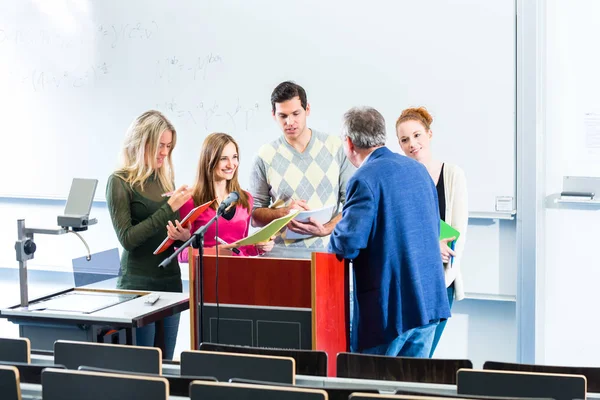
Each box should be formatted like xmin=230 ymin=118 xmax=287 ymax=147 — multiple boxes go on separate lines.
xmin=0 ymin=0 xmax=515 ymax=212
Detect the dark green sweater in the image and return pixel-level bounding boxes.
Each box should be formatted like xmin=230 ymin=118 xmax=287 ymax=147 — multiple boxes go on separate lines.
xmin=106 ymin=173 xmax=182 ymax=292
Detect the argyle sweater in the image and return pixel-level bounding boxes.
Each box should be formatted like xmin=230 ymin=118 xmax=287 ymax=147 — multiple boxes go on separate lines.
xmin=249 ymin=130 xmax=355 ymax=248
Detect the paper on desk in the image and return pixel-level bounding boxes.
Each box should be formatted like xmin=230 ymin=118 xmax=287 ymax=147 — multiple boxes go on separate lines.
xmin=233 ymin=210 xmax=300 ymax=246
xmin=284 ymin=204 xmax=335 ymax=240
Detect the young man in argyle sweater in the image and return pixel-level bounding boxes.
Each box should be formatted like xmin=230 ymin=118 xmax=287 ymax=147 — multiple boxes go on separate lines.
xmin=249 ymin=81 xmax=355 ymax=249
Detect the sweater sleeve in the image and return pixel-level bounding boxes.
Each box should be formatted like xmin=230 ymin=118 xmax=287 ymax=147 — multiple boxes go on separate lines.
xmin=328 ymin=177 xmax=375 ymax=260
xmin=248 ymin=155 xmax=272 ymax=210
xmin=106 ymin=174 xmax=178 ymax=252
xmin=447 ymin=166 xmax=469 ymax=274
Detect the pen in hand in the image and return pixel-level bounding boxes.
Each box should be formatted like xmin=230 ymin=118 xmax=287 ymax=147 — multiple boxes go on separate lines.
xmin=215 ymin=236 xmax=240 ymax=255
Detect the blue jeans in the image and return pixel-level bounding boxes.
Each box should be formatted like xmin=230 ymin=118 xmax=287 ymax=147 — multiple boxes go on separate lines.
xmin=362 ymin=321 xmax=440 ymax=357
xmin=135 ymin=313 xmax=181 ymax=360
xmin=429 ymin=284 xmax=454 ymax=357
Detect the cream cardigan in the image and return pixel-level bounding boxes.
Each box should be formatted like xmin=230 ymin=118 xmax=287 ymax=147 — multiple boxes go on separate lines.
xmin=442 ymin=163 xmax=468 ymax=301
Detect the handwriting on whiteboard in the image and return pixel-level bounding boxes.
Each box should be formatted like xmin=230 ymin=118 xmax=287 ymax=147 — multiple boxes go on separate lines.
xmin=156 ymin=98 xmax=261 ymax=132
xmin=0 ymin=21 xmax=159 ymax=49
xmin=155 ymin=53 xmax=223 ymax=82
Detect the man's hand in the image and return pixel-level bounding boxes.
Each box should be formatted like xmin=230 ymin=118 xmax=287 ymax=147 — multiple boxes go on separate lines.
xmin=287 ymin=199 xmax=310 ymax=212
xmin=287 ymin=217 xmax=332 ymax=237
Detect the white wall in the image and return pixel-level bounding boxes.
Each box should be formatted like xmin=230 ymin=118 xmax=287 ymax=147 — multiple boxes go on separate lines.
xmin=540 ymin=0 xmax=600 ymax=366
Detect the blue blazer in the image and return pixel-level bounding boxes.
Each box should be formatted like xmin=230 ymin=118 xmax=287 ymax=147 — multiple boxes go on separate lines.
xmin=328 ymin=147 xmax=450 ymax=351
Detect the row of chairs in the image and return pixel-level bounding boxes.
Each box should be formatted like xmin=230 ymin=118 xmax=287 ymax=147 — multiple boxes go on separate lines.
xmin=0 ymin=337 xmax=594 ymax=400
xmin=3 ymin=336 xmax=599 ymax=388
xmin=0 ymin=363 xmax=587 ymax=400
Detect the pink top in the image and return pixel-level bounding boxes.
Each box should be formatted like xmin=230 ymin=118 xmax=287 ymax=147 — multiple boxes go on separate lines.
xmin=177 ymin=191 xmax=258 ymax=262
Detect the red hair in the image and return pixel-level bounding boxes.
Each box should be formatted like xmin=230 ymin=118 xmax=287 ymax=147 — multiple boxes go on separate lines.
xmin=396 ymin=107 xmax=433 ymax=131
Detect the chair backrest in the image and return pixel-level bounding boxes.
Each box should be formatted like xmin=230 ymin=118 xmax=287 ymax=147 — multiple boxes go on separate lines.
xmin=351 ymin=395 xmax=466 ymax=400
xmin=199 ymin=342 xmax=327 ymax=376
xmin=337 ymin=352 xmax=473 ymax=384
xmin=181 ymin=350 xmax=295 ymax=384
xmin=0 ymin=365 xmax=21 ymax=400
xmin=72 ymin=248 xmax=120 ymax=287
xmin=0 ymin=337 xmax=30 ymax=363
xmin=190 ymin=381 xmax=327 ymax=400
xmin=230 ymin=378 xmax=379 ymax=400
xmin=77 ymin=365 xmax=216 ymax=397
xmin=42 ymin=368 xmax=168 ymax=400
xmin=352 ymin=395 xmax=551 ymax=400
xmin=485 ymin=360 xmax=600 ymax=392
xmin=54 ymin=340 xmax=161 ymax=374
xmin=0 ymin=361 xmax=65 ymax=384
xmin=457 ymin=368 xmax=587 ymax=400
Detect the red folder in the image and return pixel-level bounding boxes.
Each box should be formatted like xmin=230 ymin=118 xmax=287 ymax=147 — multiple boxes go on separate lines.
xmin=153 ymin=199 xmax=215 ymax=255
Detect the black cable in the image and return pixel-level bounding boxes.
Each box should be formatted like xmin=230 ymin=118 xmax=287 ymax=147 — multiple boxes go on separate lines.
xmin=215 ymin=216 xmax=220 ymax=344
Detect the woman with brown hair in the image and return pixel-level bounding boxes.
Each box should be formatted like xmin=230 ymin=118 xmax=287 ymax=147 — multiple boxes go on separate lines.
xmin=175 ymin=132 xmax=274 ymax=261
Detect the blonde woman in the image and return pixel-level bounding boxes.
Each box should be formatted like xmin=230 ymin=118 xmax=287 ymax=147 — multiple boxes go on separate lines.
xmin=396 ymin=107 xmax=468 ymax=357
xmin=106 ymin=110 xmax=191 ymax=359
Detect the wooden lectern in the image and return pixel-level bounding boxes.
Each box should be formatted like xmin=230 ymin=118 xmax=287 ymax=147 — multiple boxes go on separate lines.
xmin=188 ymin=249 xmax=349 ymax=376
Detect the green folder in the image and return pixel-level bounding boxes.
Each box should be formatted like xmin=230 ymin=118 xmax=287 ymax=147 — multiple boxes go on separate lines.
xmin=440 ymin=220 xmax=460 ymax=266
xmin=233 ymin=210 xmax=300 ymax=246
xmin=440 ymin=220 xmax=460 ymax=242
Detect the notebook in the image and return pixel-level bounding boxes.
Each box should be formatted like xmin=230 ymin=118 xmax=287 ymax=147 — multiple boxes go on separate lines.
xmin=153 ymin=199 xmax=215 ymax=254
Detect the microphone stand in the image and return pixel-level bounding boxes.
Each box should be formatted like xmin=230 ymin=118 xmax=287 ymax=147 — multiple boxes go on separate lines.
xmin=159 ymin=213 xmax=218 ymax=348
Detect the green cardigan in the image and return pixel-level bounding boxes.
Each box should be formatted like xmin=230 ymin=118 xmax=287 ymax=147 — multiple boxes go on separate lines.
xmin=106 ymin=173 xmax=182 ymax=292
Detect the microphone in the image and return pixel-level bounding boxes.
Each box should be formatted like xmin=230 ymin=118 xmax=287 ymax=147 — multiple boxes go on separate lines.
xmin=217 ymin=191 xmax=239 ymax=216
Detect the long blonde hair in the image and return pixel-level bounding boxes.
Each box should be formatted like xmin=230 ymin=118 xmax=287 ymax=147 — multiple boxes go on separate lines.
xmin=192 ymin=133 xmax=250 ymax=211
xmin=116 ymin=110 xmax=177 ymax=192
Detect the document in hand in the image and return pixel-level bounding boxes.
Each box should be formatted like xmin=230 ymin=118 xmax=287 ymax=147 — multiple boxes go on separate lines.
xmin=440 ymin=220 xmax=460 ymax=265
xmin=233 ymin=210 xmax=300 ymax=246
xmin=283 ymin=204 xmax=336 ymax=240
xmin=440 ymin=220 xmax=460 ymax=242
xmin=153 ymin=199 xmax=215 ymax=255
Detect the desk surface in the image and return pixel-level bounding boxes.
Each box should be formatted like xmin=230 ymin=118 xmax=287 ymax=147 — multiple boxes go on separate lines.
xmin=0 ymin=289 xmax=189 ymax=327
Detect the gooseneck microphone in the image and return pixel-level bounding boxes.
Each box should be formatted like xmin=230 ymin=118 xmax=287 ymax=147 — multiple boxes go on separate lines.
xmin=216 ymin=191 xmax=239 ymax=216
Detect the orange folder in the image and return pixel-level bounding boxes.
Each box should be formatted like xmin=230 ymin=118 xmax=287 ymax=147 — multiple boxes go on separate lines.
xmin=153 ymin=199 xmax=215 ymax=255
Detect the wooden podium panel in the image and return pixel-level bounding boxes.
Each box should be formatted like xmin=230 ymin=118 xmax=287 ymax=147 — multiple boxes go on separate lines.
xmin=189 ymin=249 xmax=349 ymax=376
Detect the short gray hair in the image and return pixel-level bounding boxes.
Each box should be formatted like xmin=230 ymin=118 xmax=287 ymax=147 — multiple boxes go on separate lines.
xmin=342 ymin=107 xmax=387 ymax=149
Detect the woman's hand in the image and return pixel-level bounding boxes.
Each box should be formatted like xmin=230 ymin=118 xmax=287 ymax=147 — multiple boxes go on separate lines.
xmin=255 ymin=236 xmax=276 ymax=254
xmin=440 ymin=237 xmax=457 ymax=264
xmin=167 ymin=185 xmax=193 ymax=212
xmin=166 ymin=220 xmax=191 ymax=241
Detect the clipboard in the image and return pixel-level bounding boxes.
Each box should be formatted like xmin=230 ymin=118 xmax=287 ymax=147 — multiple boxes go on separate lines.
xmin=153 ymin=199 xmax=215 ymax=255
xmin=233 ymin=210 xmax=300 ymax=246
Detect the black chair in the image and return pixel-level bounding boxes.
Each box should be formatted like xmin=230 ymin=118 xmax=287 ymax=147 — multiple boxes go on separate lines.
xmin=485 ymin=360 xmax=600 ymax=392
xmin=181 ymin=350 xmax=295 ymax=384
xmin=0 ymin=361 xmax=65 ymax=384
xmin=54 ymin=340 xmax=162 ymax=374
xmin=352 ymin=394 xmax=552 ymax=400
xmin=0 ymin=337 xmax=30 ymax=363
xmin=78 ymin=365 xmax=216 ymax=397
xmin=199 ymin=342 xmax=327 ymax=376
xmin=0 ymin=365 xmax=21 ymax=400
xmin=230 ymin=377 xmax=379 ymax=400
xmin=42 ymin=368 xmax=169 ymax=400
xmin=457 ymin=368 xmax=586 ymax=400
xmin=337 ymin=352 xmax=473 ymax=384
xmin=190 ymin=380 xmax=327 ymax=400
